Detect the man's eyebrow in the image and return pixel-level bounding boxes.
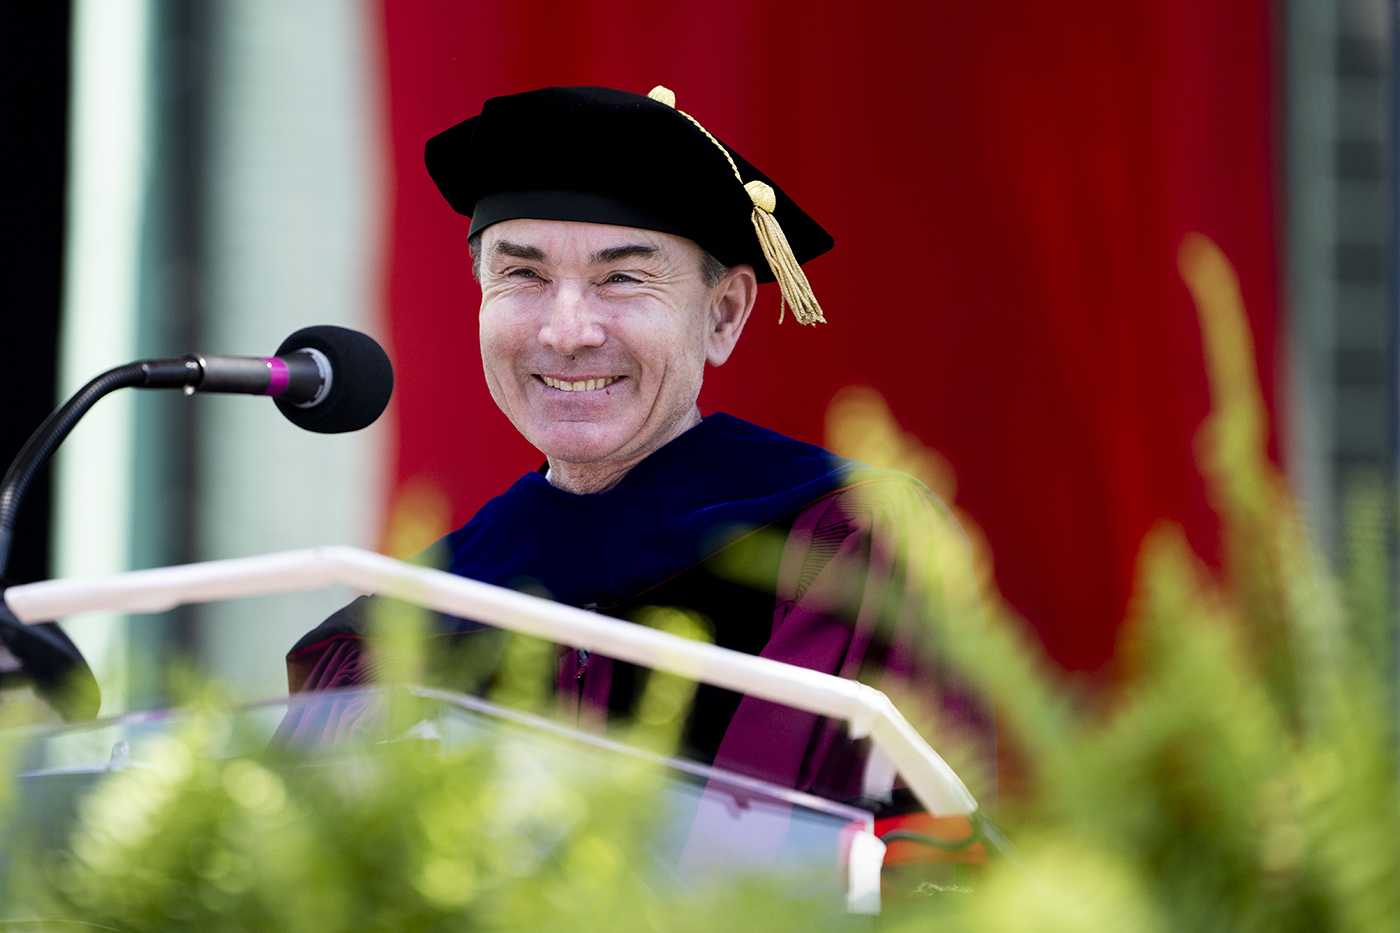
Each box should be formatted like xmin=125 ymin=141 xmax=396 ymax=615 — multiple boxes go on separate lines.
xmin=492 ymin=241 xmax=548 ymax=262
xmin=590 ymin=244 xmax=658 ymax=265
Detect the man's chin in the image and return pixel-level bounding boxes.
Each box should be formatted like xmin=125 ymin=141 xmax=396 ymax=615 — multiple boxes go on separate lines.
xmin=529 ymin=423 xmax=637 ymax=467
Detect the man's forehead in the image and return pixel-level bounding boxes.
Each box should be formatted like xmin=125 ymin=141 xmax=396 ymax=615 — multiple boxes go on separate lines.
xmin=483 ymin=219 xmax=696 ymax=264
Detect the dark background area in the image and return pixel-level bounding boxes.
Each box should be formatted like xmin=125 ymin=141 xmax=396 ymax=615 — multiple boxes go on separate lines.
xmin=1 ymin=2 xmax=72 ymax=587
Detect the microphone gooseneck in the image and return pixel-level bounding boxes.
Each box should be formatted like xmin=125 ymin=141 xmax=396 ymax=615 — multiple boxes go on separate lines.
xmin=0 ymin=363 xmax=148 ymax=577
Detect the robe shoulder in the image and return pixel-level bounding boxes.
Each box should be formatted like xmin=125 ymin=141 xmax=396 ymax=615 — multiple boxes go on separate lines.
xmin=707 ymin=475 xmax=991 ymax=799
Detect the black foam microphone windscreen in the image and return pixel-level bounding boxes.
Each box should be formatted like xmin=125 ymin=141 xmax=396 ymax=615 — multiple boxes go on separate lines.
xmin=273 ymin=326 xmax=394 ymax=434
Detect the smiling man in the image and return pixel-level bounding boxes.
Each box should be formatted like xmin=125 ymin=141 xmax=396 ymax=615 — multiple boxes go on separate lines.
xmin=283 ymin=86 xmax=989 ymax=811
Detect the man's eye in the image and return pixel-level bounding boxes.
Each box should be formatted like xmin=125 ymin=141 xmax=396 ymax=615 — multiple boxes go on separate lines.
xmin=605 ymin=273 xmax=638 ymax=283
xmin=508 ymin=268 xmax=539 ymax=278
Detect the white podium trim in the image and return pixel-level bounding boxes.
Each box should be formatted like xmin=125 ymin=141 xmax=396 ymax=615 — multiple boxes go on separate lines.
xmin=4 ymin=546 xmax=979 ymax=816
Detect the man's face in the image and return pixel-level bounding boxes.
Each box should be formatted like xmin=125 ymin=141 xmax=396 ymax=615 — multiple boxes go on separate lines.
xmin=477 ymin=218 xmax=749 ymax=478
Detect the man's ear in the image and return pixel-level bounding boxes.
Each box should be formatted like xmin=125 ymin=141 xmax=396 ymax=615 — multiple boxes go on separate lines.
xmin=705 ymin=263 xmax=758 ymax=367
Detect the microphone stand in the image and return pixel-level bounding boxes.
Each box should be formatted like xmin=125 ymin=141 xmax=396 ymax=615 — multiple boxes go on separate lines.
xmin=0 ymin=359 xmax=197 ymax=722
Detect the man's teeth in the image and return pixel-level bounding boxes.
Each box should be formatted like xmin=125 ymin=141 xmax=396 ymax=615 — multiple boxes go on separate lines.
xmin=541 ymin=375 xmax=620 ymax=392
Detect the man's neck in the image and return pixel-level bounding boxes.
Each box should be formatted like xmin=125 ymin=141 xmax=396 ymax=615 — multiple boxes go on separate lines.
xmin=545 ymin=407 xmax=703 ymax=494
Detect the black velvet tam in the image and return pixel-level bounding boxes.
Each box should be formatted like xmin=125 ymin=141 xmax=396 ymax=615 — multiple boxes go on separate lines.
xmin=424 ymin=86 xmax=834 ymax=282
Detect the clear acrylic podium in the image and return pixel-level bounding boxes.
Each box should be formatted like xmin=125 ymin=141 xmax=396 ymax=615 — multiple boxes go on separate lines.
xmin=6 ymin=684 xmax=881 ymax=913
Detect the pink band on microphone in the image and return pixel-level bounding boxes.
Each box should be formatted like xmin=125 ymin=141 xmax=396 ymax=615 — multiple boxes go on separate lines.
xmin=261 ymin=357 xmax=289 ymax=396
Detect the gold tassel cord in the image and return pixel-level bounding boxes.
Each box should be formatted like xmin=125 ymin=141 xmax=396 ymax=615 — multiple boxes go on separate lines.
xmin=749 ymin=189 xmax=826 ymax=325
xmin=647 ymin=85 xmax=827 ymax=326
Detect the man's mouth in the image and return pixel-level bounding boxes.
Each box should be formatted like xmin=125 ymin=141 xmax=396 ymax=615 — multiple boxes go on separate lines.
xmin=538 ymin=375 xmax=622 ymax=392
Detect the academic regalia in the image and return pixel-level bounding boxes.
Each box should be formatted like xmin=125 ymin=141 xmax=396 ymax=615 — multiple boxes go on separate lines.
xmin=282 ymin=414 xmax=990 ymax=805
xmin=279 ymin=84 xmax=993 ymax=822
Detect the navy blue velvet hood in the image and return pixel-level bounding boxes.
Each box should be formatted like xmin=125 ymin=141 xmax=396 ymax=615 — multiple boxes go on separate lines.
xmin=442 ymin=413 xmax=858 ymax=608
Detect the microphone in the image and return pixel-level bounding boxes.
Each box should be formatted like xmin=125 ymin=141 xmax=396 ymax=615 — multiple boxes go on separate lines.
xmin=138 ymin=325 xmax=394 ymax=434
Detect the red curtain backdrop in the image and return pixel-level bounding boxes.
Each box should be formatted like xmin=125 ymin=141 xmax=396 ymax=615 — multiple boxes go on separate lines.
xmin=378 ymin=1 xmax=1279 ymax=673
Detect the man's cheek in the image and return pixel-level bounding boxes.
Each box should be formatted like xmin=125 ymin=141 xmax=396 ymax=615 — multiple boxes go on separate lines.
xmin=479 ymin=316 xmax=524 ymax=358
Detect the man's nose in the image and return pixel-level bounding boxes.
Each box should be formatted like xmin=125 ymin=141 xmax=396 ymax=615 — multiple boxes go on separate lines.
xmin=537 ymin=283 xmax=606 ymax=355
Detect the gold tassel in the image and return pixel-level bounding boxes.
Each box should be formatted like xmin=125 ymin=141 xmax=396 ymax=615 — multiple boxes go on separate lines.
xmin=648 ymin=85 xmax=827 ymax=326
xmin=745 ymin=181 xmax=825 ymax=325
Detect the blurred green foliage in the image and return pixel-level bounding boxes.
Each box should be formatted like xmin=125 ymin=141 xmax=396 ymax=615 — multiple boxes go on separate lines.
xmin=3 ymin=232 xmax=1399 ymax=929
xmin=902 ymin=234 xmax=1400 ymax=932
